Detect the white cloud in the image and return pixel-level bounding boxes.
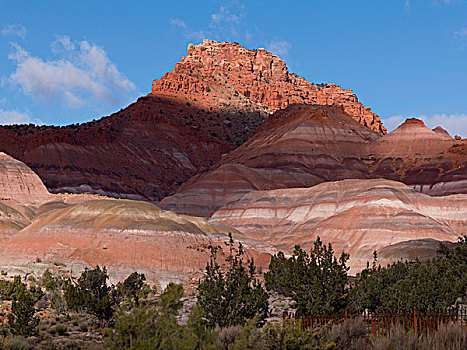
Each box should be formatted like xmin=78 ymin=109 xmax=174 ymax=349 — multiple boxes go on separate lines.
xmin=170 ymin=19 xmax=187 ymax=28
xmin=405 ymin=0 xmax=460 ymax=10
xmin=454 ymin=27 xmax=467 ymax=38
xmin=383 ymin=115 xmax=406 ymax=132
xmin=172 ymin=1 xmax=250 ymax=43
xmin=0 ymin=108 xmax=41 ymax=125
xmin=383 ymin=113 xmax=467 ymax=138
xmin=6 ymin=36 xmax=136 ymax=108
xmin=1 ymin=24 xmax=27 ymax=40
xmin=266 ymin=40 xmax=292 ymax=57
xmin=210 ymin=6 xmax=241 ymax=24
xmin=420 ymin=113 xmax=467 ymax=137
xmin=187 ymin=30 xmax=206 ymax=42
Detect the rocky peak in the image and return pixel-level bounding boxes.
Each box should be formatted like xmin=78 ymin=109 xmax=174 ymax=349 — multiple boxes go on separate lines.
xmin=432 ymin=126 xmax=452 ymax=138
xmin=151 ymin=40 xmax=387 ymax=134
xmin=389 ymin=118 xmax=452 ymax=141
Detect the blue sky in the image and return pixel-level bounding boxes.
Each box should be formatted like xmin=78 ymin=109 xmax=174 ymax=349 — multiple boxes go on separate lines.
xmin=0 ymin=0 xmax=466 ymax=137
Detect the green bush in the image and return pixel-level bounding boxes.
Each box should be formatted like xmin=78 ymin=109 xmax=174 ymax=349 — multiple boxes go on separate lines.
xmin=8 ymin=288 xmax=39 ymax=337
xmin=63 ymin=266 xmax=114 ymax=323
xmin=78 ymin=322 xmax=88 ymax=332
xmin=197 ymin=234 xmax=268 ymax=328
xmin=53 ymin=323 xmax=68 ymax=336
xmin=116 ymin=272 xmax=150 ymax=307
xmin=106 ymin=284 xmax=183 ymax=349
xmin=327 ymin=317 xmax=369 ymax=350
xmin=41 ymin=269 xmax=59 ymax=291
xmin=350 ymin=236 xmax=467 ymax=313
xmin=265 ymin=237 xmax=349 ymax=315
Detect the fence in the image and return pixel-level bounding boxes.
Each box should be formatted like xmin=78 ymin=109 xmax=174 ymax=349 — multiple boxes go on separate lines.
xmin=283 ymin=308 xmax=467 ymax=337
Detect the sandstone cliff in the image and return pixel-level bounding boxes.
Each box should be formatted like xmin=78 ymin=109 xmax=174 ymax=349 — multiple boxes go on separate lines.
xmin=152 ymin=40 xmax=386 ymax=134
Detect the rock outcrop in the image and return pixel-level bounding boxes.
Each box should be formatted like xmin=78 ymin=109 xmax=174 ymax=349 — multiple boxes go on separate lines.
xmin=371 ymin=118 xmax=466 ymax=195
xmin=152 ymin=40 xmax=386 ymax=134
xmin=161 ymin=105 xmax=466 ymax=217
xmin=209 ymin=179 xmax=466 ymax=273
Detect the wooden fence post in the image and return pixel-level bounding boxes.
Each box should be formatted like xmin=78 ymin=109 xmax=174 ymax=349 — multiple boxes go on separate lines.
xmin=413 ymin=308 xmax=417 ymax=336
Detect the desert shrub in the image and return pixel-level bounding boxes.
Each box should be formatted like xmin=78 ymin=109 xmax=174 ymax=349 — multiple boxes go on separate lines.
xmin=63 ymin=266 xmax=114 ymax=323
xmin=350 ymin=236 xmax=467 ymax=313
xmin=215 ymin=325 xmax=243 ymax=350
xmin=41 ymin=269 xmax=60 ymax=291
xmin=263 ymin=318 xmax=333 ymax=350
xmin=228 ymin=317 xmax=333 ymax=350
xmin=197 ymin=234 xmax=268 ymax=328
xmin=327 ymin=317 xmax=369 ymax=350
xmin=370 ymin=324 xmax=425 ymax=350
xmin=4 ymin=336 xmax=30 ymax=350
xmin=265 ymin=237 xmax=349 ymax=315
xmin=53 ymin=323 xmax=68 ymax=336
xmin=214 ymin=325 xmax=243 ymax=350
xmin=229 ymin=318 xmax=264 ymax=350
xmin=432 ymin=324 xmax=467 ymax=350
xmin=51 ymin=292 xmax=67 ymax=313
xmin=78 ymin=322 xmax=88 ymax=332
xmin=107 ymin=283 xmax=218 ymax=350
xmin=106 ymin=284 xmax=178 ymax=349
xmin=116 ymin=272 xmax=150 ymax=307
xmin=8 ymin=288 xmax=39 ymax=337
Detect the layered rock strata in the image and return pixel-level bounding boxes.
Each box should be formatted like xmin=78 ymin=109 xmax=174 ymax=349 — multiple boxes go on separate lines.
xmin=0 ymin=97 xmax=232 ymax=201
xmin=0 ymin=40 xmax=387 ymax=201
xmin=209 ymin=179 xmax=466 ymax=273
xmin=161 ymin=105 xmax=466 ymax=217
xmin=0 ymin=152 xmax=49 ymax=204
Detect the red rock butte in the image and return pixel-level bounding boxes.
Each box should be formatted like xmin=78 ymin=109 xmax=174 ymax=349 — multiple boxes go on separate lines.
xmin=152 ymin=40 xmax=386 ymax=134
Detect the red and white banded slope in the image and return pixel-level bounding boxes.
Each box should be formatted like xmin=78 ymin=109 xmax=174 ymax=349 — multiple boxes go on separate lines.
xmin=161 ymin=105 xmax=466 ymax=217
xmin=210 ymin=179 xmax=466 ymax=273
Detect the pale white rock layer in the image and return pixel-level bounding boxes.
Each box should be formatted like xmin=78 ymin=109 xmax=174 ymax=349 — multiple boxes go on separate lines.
xmin=210 ymin=178 xmax=466 ymax=274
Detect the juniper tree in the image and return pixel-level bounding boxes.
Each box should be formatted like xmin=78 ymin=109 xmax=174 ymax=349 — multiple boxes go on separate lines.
xmin=197 ymin=234 xmax=268 ymax=328
xmin=8 ymin=288 xmax=39 ymax=337
xmin=265 ymin=237 xmax=349 ymax=315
